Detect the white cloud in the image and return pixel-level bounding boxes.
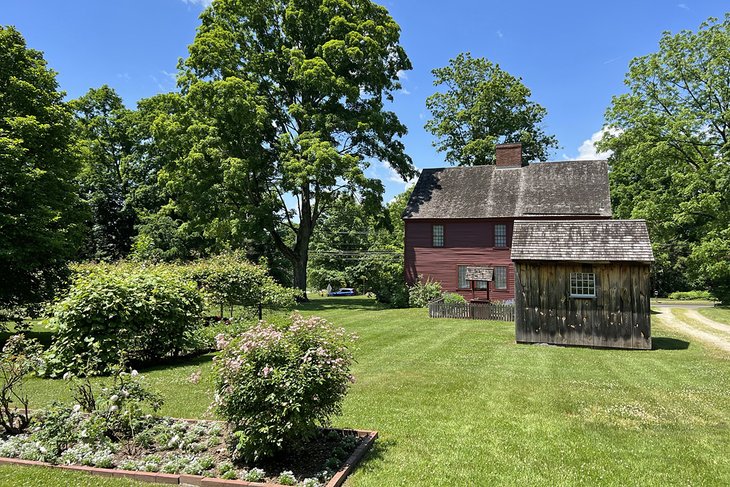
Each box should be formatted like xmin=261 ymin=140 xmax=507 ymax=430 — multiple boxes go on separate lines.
xmin=400 ymin=88 xmax=411 ymax=95
xmin=496 ymin=30 xmax=504 ymax=38
xmin=396 ymin=70 xmax=408 ymax=80
xmin=677 ymin=3 xmax=690 ymax=10
xmin=181 ymin=0 xmax=213 ymax=7
xmin=572 ymin=128 xmax=620 ymax=160
xmin=379 ymin=160 xmax=418 ymax=187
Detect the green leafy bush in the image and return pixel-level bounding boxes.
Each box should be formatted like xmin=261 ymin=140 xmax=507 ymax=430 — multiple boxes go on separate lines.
xmin=442 ymin=292 xmax=467 ymax=304
xmin=184 ymin=253 xmax=300 ymax=316
xmin=408 ymin=278 xmax=443 ymax=308
xmin=667 ymin=290 xmax=716 ymax=301
xmin=47 ymin=265 xmax=204 ymax=375
xmin=213 ymin=313 xmax=356 ymax=461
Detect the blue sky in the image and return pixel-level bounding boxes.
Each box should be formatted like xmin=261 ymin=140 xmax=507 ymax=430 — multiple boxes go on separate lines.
xmin=3 ymin=0 xmax=728 ymax=202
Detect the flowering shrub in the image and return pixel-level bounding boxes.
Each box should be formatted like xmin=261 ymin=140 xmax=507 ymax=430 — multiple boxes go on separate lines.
xmin=408 ymin=278 xmax=443 ymax=307
xmin=213 ymin=313 xmax=357 ymax=461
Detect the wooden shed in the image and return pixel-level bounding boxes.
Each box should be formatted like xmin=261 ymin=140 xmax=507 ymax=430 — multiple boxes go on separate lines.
xmin=511 ymin=220 xmax=654 ymax=350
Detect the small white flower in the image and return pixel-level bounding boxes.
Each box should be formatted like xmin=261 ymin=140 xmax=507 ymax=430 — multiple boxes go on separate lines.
xmin=62 ymin=372 xmax=71 ymax=380
xmin=131 ymin=370 xmax=138 ymax=377
xmin=39 ymin=446 xmax=47 ymax=454
xmin=109 ymin=394 xmax=119 ymax=403
xmin=109 ymin=405 xmax=118 ymax=412
xmin=72 ymin=404 xmax=82 ymax=413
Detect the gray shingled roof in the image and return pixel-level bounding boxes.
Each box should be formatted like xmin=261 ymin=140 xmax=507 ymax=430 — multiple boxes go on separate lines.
xmin=511 ymin=220 xmax=654 ymax=262
xmin=403 ymin=160 xmax=611 ymax=219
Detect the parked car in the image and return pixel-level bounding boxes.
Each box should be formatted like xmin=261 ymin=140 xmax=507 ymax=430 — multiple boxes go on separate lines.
xmin=328 ymin=287 xmax=356 ymax=296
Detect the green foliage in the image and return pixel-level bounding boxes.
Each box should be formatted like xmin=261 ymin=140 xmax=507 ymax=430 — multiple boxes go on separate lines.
xmin=308 ymin=190 xmax=410 ymax=307
xmin=71 ymin=86 xmax=138 ymax=261
xmin=0 ymin=26 xmax=86 ymax=313
xmin=408 ymin=279 xmax=443 ymax=308
xmin=442 ymin=292 xmax=467 ymax=304
xmin=47 ymin=264 xmax=204 ymax=375
xmin=425 ymin=52 xmax=558 ymax=166
xmin=184 ymin=252 xmax=300 ymax=313
xmin=159 ymin=0 xmax=414 ymax=292
xmin=667 ymin=290 xmax=715 ymax=301
xmin=213 ymin=313 xmax=356 ymax=461
xmin=600 ymin=15 xmax=730 ymax=302
xmin=0 ymin=335 xmax=45 ymax=434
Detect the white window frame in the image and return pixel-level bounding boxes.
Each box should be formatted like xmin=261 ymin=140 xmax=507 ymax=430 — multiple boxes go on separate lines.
xmin=494 ymin=266 xmax=507 ymax=290
xmin=570 ymin=272 xmax=596 ymax=298
xmin=433 ymin=224 xmax=444 ymax=247
xmin=457 ymin=265 xmax=469 ymax=289
xmin=495 ymin=224 xmax=507 ymax=247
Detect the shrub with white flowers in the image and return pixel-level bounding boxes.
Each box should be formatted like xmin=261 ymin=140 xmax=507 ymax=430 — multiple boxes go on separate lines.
xmin=213 ymin=313 xmax=357 ymax=461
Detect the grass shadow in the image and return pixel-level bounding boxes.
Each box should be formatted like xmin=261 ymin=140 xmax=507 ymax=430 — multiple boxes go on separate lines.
xmin=0 ymin=328 xmax=55 ymax=349
xmin=354 ymin=436 xmax=394 ymax=473
xmin=652 ymin=337 xmax=690 ymax=350
xmin=133 ymin=352 xmax=215 ymax=374
xmin=296 ymin=297 xmax=388 ymax=313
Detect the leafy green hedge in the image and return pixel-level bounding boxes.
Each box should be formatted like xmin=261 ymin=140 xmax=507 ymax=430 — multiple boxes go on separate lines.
xmin=47 ymin=265 xmax=204 ymax=375
xmin=667 ymin=290 xmax=716 ymax=301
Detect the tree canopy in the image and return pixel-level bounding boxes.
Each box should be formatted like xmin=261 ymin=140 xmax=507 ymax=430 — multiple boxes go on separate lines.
xmin=425 ymin=52 xmax=558 ymax=166
xmin=159 ymin=0 xmax=414 ymax=295
xmin=0 ymin=26 xmax=85 ymax=313
xmin=600 ymin=15 xmax=730 ymax=302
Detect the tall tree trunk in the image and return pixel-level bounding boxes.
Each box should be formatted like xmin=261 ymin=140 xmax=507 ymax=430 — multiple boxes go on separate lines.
xmin=292 ymin=254 xmax=308 ymax=301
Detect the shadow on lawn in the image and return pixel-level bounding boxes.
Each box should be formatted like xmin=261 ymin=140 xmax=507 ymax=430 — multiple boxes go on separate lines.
xmin=356 ymin=435 xmax=394 ymax=472
xmin=131 ymin=352 xmax=215 ymax=374
xmin=652 ymin=337 xmax=690 ymax=350
xmin=0 ymin=328 xmax=54 ymax=349
xmin=296 ymin=297 xmax=387 ymax=313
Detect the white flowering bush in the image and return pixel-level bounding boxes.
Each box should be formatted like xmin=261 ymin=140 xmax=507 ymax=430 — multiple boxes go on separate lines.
xmin=213 ymin=313 xmax=357 ymax=461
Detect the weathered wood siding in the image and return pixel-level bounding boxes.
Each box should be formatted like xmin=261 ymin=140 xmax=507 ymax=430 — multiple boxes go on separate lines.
xmin=404 ymin=219 xmax=515 ymax=300
xmin=514 ymin=261 xmax=651 ymax=350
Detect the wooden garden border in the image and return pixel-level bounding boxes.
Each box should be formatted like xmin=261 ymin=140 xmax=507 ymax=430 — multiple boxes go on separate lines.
xmin=0 ymin=428 xmax=378 ymax=487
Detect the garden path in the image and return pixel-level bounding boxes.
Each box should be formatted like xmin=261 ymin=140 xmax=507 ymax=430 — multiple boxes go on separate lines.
xmin=656 ymin=308 xmax=730 ymax=353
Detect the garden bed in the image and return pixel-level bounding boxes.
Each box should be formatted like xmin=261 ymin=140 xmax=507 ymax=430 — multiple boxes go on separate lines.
xmin=0 ymin=415 xmax=376 ymax=487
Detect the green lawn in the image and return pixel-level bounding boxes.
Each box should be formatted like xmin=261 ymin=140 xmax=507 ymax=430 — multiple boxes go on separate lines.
xmin=651 ymin=298 xmax=717 ymax=306
xmin=698 ymin=307 xmax=730 ymax=326
xmin=5 ymin=296 xmax=730 ymax=485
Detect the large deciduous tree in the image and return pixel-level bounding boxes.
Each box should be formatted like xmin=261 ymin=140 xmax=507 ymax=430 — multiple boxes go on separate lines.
xmin=0 ymin=26 xmax=85 ymax=313
xmin=169 ymin=0 xmax=414 ymax=296
xmin=425 ymin=52 xmax=558 ymax=166
xmin=600 ymin=15 xmax=730 ymax=302
xmin=71 ymin=86 xmax=137 ymax=260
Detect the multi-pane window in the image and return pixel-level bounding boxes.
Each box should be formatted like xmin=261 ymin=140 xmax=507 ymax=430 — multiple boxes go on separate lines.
xmin=495 ymin=224 xmax=507 ymax=247
xmin=475 ymin=279 xmax=488 ymax=289
xmin=457 ymin=265 xmax=468 ymax=289
xmin=433 ymin=224 xmax=444 ymax=247
xmin=570 ymin=272 xmax=596 ymax=297
xmin=494 ymin=266 xmax=507 ymax=290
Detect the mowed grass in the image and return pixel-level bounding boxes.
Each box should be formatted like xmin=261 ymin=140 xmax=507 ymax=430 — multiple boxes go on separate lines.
xmin=699 ymin=306 xmax=730 ymax=326
xmin=5 ymin=296 xmax=730 ymax=485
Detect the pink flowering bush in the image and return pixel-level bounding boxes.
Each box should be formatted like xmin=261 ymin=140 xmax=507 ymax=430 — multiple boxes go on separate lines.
xmin=212 ymin=313 xmax=357 ymax=461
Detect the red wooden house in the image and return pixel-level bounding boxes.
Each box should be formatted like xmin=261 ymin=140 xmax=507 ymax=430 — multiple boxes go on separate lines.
xmin=402 ymin=143 xmax=612 ymax=301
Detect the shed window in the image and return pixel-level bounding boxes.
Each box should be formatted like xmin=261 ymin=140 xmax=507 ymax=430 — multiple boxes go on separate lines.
xmin=433 ymin=224 xmax=444 ymax=247
xmin=570 ymin=272 xmax=596 ymax=298
xmin=495 ymin=224 xmax=507 ymax=247
xmin=457 ymin=265 xmax=468 ymax=289
xmin=494 ymin=266 xmax=507 ymax=289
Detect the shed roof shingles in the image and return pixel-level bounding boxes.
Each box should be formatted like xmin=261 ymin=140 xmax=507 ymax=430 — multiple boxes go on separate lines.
xmin=403 ymin=160 xmax=611 ymax=219
xmin=511 ymin=220 xmax=655 ymax=263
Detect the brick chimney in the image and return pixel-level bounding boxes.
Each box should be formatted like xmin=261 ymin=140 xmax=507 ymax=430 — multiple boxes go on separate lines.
xmin=495 ymin=143 xmax=523 ymax=168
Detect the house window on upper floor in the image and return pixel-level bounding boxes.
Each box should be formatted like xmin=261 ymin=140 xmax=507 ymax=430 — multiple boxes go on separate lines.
xmin=495 ymin=224 xmax=507 ymax=247
xmin=433 ymin=224 xmax=444 ymax=247
xmin=494 ymin=266 xmax=507 ymax=290
xmin=570 ymin=272 xmax=596 ymax=298
xmin=457 ymin=265 xmax=468 ymax=289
